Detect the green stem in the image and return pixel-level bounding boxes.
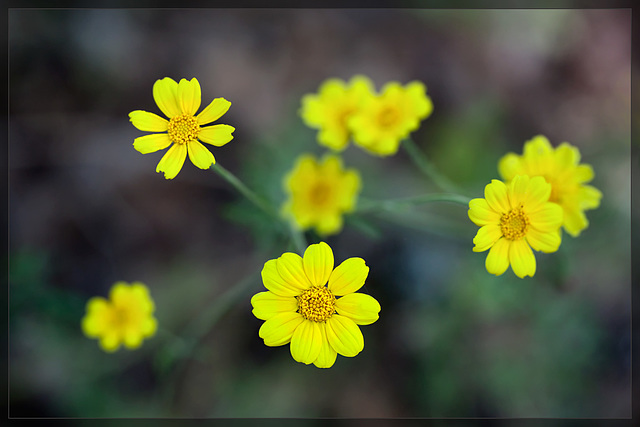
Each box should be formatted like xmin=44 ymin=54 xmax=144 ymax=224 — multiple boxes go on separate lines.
xmin=357 ymin=193 xmax=471 ymax=213
xmin=211 ymin=162 xmax=279 ymax=220
xmin=402 ymin=138 xmax=463 ymax=195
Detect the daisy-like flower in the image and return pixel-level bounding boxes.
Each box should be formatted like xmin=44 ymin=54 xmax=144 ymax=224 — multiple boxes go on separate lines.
xmin=468 ymin=175 xmax=563 ymax=278
xmin=498 ymin=135 xmax=602 ymax=237
xmin=81 ymin=281 xmax=157 ymax=352
xmin=282 ymin=153 xmax=361 ymax=236
xmin=300 ymin=75 xmax=375 ymax=151
xmin=349 ymin=80 xmax=433 ymax=156
xmin=251 ymin=242 xmax=381 ymax=368
xmin=129 ymin=77 xmax=235 ymax=179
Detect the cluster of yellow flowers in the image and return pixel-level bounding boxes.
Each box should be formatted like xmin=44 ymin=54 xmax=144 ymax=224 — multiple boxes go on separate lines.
xmin=468 ymin=135 xmax=602 ymax=278
xmin=81 ymin=75 xmax=601 ymax=370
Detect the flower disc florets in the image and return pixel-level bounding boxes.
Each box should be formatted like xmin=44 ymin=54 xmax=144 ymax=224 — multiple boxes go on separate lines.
xmin=168 ymin=114 xmax=200 ymax=145
xmin=297 ymin=286 xmax=336 ymax=322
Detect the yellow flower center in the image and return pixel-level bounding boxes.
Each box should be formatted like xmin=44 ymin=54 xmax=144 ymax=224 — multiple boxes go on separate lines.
xmin=168 ymin=114 xmax=200 ymax=145
xmin=110 ymin=306 xmax=132 ymax=329
xmin=377 ymin=106 xmax=399 ymax=128
xmin=297 ymin=286 xmax=336 ymax=322
xmin=500 ymin=207 xmax=530 ymax=240
xmin=309 ymin=182 xmax=332 ymax=206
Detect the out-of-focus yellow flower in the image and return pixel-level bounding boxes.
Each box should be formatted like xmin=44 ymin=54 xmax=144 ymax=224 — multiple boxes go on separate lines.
xmin=81 ymin=282 xmax=157 ymax=352
xmin=251 ymin=242 xmax=380 ymax=368
xmin=498 ymin=135 xmax=602 ymax=237
xmin=282 ymin=153 xmax=361 ymax=236
xmin=468 ymin=175 xmax=563 ymax=278
xmin=349 ymin=81 xmax=433 ymax=156
xmin=300 ymin=75 xmax=375 ymax=151
xmin=129 ymin=77 xmax=235 ymax=179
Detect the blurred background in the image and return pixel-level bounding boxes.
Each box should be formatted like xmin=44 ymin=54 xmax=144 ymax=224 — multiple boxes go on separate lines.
xmin=9 ymin=8 xmax=631 ymax=418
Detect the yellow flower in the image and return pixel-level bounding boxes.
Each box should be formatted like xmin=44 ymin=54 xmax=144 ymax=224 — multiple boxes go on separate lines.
xmin=81 ymin=281 xmax=157 ymax=352
xmin=349 ymin=80 xmax=433 ymax=156
xmin=468 ymin=175 xmax=563 ymax=278
xmin=282 ymin=153 xmax=361 ymax=236
xmin=251 ymin=242 xmax=381 ymax=368
xmin=129 ymin=77 xmax=235 ymax=179
xmin=498 ymin=135 xmax=602 ymax=237
xmin=300 ymin=75 xmax=375 ymax=151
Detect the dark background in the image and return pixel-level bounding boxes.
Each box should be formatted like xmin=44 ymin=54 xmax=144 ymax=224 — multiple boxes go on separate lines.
xmin=9 ymin=8 xmax=631 ymax=417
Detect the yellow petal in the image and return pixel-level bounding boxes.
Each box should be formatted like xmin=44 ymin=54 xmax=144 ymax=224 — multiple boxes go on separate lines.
xmin=277 ymin=252 xmax=313 ymax=291
xmin=577 ymin=185 xmax=602 ymax=210
xmin=129 ymin=110 xmax=168 ymax=132
xmin=523 ymin=135 xmax=554 ymax=174
xmin=187 ymin=140 xmax=215 ymax=170
xmin=177 ymin=78 xmax=201 ymax=116
xmin=199 ymin=124 xmax=235 ymax=147
xmin=484 ymin=179 xmax=510 ymax=213
xmin=468 ymin=198 xmax=500 ymax=226
xmin=335 ymin=293 xmax=380 ymax=325
xmin=133 ymin=133 xmax=172 ymax=154
xmin=251 ymin=291 xmax=298 ymax=320
xmin=197 ymin=98 xmax=231 ymax=125
xmin=574 ymin=164 xmax=594 ymax=184
xmin=328 ymin=257 xmax=369 ymax=296
xmin=507 ymin=174 xmax=530 ymax=209
xmin=300 ymin=94 xmax=324 ymax=127
xmin=472 ymin=224 xmax=503 ymax=252
xmin=155 ymin=143 xmax=187 ymax=179
xmin=81 ymin=298 xmax=110 ymax=337
xmin=509 ymin=239 xmax=536 ymax=278
xmin=109 ymin=281 xmax=132 ymax=304
xmin=141 ymin=317 xmax=157 ymax=336
xmin=325 ymin=314 xmax=364 ymax=357
xmin=98 ymin=332 xmax=121 ymax=353
xmin=522 ymin=176 xmax=552 ymax=212
xmin=290 ymin=319 xmax=323 ymax=364
xmin=555 ymin=142 xmax=581 ymax=168
xmin=302 ymin=242 xmax=334 ymax=287
xmin=261 ymin=258 xmax=308 ymax=297
xmin=485 ymin=237 xmax=510 ymax=276
xmin=526 ymin=228 xmax=561 ymax=253
xmin=528 ymin=202 xmax=563 ymax=233
xmin=123 ymin=331 xmax=143 ymax=349
xmin=562 ymin=207 xmax=589 ymax=237
xmin=316 ymin=214 xmax=343 ymax=236
xmin=258 ymin=311 xmax=304 ymax=347
xmin=497 ymin=152 xmax=521 ymax=181
xmin=129 ymin=283 xmax=155 ymax=313
xmin=313 ymin=323 xmax=338 ymax=368
xmin=152 ymin=77 xmax=181 ymax=118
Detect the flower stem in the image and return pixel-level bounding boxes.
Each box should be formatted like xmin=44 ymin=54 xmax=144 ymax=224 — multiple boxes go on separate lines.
xmin=357 ymin=193 xmax=471 ymax=213
xmin=211 ymin=162 xmax=279 ymax=220
xmin=402 ymin=138 xmax=463 ymax=195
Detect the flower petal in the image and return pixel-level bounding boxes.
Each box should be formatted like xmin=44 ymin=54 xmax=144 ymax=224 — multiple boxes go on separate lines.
xmin=261 ymin=258 xmax=308 ymax=297
xmin=141 ymin=317 xmax=157 ymax=336
xmin=152 ymin=77 xmax=181 ymax=119
xmin=290 ymin=319 xmax=323 ymax=364
xmin=123 ymin=331 xmax=143 ymax=349
xmin=522 ymin=176 xmax=552 ymax=212
xmin=485 ymin=237 xmax=510 ymax=276
xmin=258 ymin=312 xmax=304 ymax=347
xmin=277 ymin=252 xmax=313 ymax=291
xmin=251 ymin=291 xmax=298 ymax=320
xmin=577 ymin=185 xmax=602 ymax=210
xmin=199 ymin=124 xmax=235 ymax=147
xmin=562 ymin=206 xmax=589 ymax=237
xmin=129 ymin=110 xmax=168 ymax=132
xmin=325 ymin=314 xmax=364 ymax=357
xmin=302 ymin=242 xmax=334 ymax=287
xmin=528 ymin=202 xmax=563 ymax=233
xmin=328 ymin=257 xmax=369 ymax=296
xmin=555 ymin=142 xmax=581 ymax=168
xmin=507 ymin=174 xmax=531 ymax=209
xmin=81 ymin=297 xmax=110 ymax=337
xmin=497 ymin=152 xmax=521 ymax=181
xmin=197 ymin=98 xmax=231 ymax=125
xmin=484 ymin=179 xmax=510 ymax=213
xmin=187 ymin=140 xmax=215 ymax=170
xmin=509 ymin=239 xmax=536 ymax=278
xmin=155 ymin=143 xmax=187 ymax=179
xmin=133 ymin=133 xmax=172 ymax=154
xmin=335 ymin=293 xmax=380 ymax=325
xmin=472 ymin=224 xmax=503 ymax=252
xmin=574 ymin=164 xmax=594 ymax=184
xmin=177 ymin=78 xmax=201 ymax=116
xmin=468 ymin=198 xmax=500 ymax=226
xmin=526 ymin=228 xmax=561 ymax=253
xmin=98 ymin=332 xmax=121 ymax=353
xmin=313 ymin=323 xmax=338 ymax=368
xmin=316 ymin=214 xmax=344 ymax=236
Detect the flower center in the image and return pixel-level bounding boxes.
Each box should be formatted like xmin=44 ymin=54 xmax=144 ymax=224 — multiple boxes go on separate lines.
xmin=110 ymin=306 xmax=131 ymax=328
xmin=168 ymin=114 xmax=200 ymax=145
xmin=377 ymin=106 xmax=399 ymax=128
xmin=500 ymin=207 xmax=530 ymax=240
xmin=297 ymin=286 xmax=336 ymax=322
xmin=309 ymin=182 xmax=332 ymax=206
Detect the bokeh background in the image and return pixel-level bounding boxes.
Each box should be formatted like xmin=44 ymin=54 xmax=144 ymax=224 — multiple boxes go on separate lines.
xmin=9 ymin=8 xmax=631 ymax=418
